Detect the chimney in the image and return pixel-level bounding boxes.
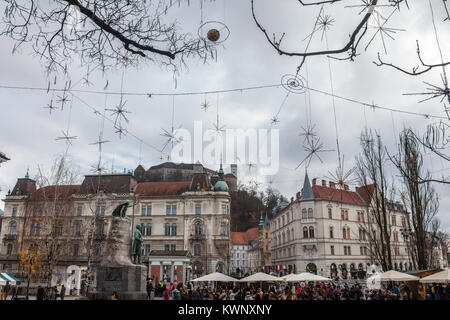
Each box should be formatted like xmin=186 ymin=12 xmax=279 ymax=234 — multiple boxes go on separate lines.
xmin=296 ymin=192 xmax=301 ymax=200
xmin=322 ymin=180 xmax=326 ymax=187
xmin=329 ymin=181 xmax=336 ymax=188
xmin=344 ymin=185 xmax=349 ymax=191
xmin=312 ymin=178 xmax=317 ymax=186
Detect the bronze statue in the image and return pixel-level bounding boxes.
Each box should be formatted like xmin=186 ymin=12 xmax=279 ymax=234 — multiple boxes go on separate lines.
xmin=112 ymin=200 xmax=136 ymax=219
xmin=131 ymin=224 xmax=144 ymax=265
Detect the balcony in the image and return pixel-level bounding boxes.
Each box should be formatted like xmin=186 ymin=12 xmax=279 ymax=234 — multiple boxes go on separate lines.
xmin=189 ymin=234 xmax=205 ymax=241
xmin=94 ymin=233 xmax=106 ymax=241
xmin=3 ymin=234 xmax=18 ymax=241
xmin=301 ymin=238 xmax=317 ymax=250
xmin=301 ymin=218 xmax=316 ymax=224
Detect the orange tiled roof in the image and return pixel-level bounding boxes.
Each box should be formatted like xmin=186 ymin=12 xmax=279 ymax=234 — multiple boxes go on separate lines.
xmin=135 ymin=181 xmax=190 ymax=196
xmin=312 ymin=185 xmax=366 ymax=206
xmin=231 ymin=227 xmax=260 ymax=244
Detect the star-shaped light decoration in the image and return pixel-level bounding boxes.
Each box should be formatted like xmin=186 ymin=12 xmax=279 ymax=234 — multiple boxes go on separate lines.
xmin=114 ymin=125 xmax=128 ymax=139
xmin=56 ymin=93 xmax=70 ymax=110
xmin=299 ymin=124 xmax=318 ymax=144
xmin=106 ymin=98 xmax=131 ymax=126
xmin=345 ymin=0 xmax=391 ymax=16
xmin=90 ymin=160 xmax=107 ymax=175
xmin=270 ymin=116 xmax=280 ymax=126
xmin=82 ymin=77 xmax=93 ymax=87
xmin=325 ymin=155 xmax=359 ymax=190
xmin=404 ymin=77 xmax=450 ymax=104
xmin=160 ymin=126 xmax=181 ymax=153
xmin=44 ymin=100 xmax=58 ymax=115
xmin=89 ymin=136 xmax=110 ymax=153
xmin=247 ymin=163 xmax=256 ymax=174
xmin=55 ymin=130 xmax=78 ymax=145
xmin=302 ymin=12 xmax=335 ymax=42
xmin=296 ymin=137 xmax=334 ymax=169
xmin=365 ymin=8 xmax=405 ymax=54
xmin=201 ymin=99 xmax=210 ymax=112
xmin=212 ymin=114 xmax=226 ymax=134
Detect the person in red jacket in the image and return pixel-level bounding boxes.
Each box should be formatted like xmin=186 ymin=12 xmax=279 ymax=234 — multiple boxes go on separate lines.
xmin=164 ymin=287 xmax=170 ymax=300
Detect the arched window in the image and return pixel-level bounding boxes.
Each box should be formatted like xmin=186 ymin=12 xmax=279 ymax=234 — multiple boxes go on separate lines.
xmin=329 ymin=226 xmax=334 ymax=238
xmin=302 ymin=209 xmax=307 ymax=219
xmin=303 ymin=227 xmax=308 ymax=239
xmin=343 ymin=228 xmax=347 ymax=239
xmin=286 ymin=229 xmax=290 ymax=242
xmin=282 ymin=232 xmax=286 ymax=244
xmin=9 ymin=222 xmax=16 ymax=236
xmin=328 ymin=207 xmax=332 ymax=219
xmin=309 ymin=226 xmax=314 ymax=239
xmin=346 ymin=228 xmax=351 ymax=240
xmin=291 ymin=228 xmax=295 ymax=241
xmin=194 ymin=221 xmax=203 ymax=238
xmin=308 ymin=208 xmax=314 ymax=219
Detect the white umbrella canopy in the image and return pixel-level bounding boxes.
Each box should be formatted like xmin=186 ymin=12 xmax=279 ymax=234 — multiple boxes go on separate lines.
xmin=282 ymin=273 xmax=331 ymax=282
xmin=378 ymin=270 xmax=419 ymax=281
xmin=239 ymin=272 xmax=282 ymax=282
xmin=191 ymin=272 xmax=238 ymax=282
xmin=420 ymin=269 xmax=450 ymax=283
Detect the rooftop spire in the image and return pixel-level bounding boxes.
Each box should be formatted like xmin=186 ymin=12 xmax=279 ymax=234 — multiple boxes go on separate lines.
xmin=300 ymin=170 xmax=314 ymax=201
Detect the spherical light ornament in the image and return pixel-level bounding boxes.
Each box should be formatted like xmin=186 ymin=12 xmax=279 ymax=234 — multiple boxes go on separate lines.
xmin=207 ymin=29 xmax=220 ymax=42
xmin=281 ymin=74 xmax=307 ymax=94
xmin=198 ymin=21 xmax=230 ymax=44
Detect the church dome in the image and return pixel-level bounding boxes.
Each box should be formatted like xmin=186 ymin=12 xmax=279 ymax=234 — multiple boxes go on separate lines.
xmin=214 ymin=180 xmax=229 ymax=192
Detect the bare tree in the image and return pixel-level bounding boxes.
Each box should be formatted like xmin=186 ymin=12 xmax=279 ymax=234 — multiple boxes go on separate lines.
xmin=20 ymin=154 xmax=81 ymax=293
xmin=1 ymin=0 xmax=217 ymax=72
xmin=251 ymin=0 xmax=449 ymax=73
xmin=355 ymin=129 xmax=394 ymax=270
xmin=389 ymin=129 xmax=439 ymax=270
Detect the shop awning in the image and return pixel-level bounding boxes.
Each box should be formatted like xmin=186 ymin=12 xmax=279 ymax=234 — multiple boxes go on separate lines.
xmin=0 ymin=272 xmax=21 ymax=285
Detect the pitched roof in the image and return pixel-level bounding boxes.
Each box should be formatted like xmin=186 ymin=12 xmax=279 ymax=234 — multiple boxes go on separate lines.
xmin=79 ymin=174 xmax=136 ymax=194
xmin=29 ymin=185 xmax=80 ymax=200
xmin=135 ymin=181 xmax=190 ymax=196
xmin=355 ymin=184 xmax=376 ymax=203
xmin=312 ymin=185 xmax=366 ymax=206
xmin=231 ymin=227 xmax=259 ymax=245
xmin=301 ymin=171 xmax=314 ymax=200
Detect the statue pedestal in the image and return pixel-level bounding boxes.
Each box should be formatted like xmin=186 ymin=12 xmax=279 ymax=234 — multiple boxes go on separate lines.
xmin=90 ymin=217 xmax=147 ymax=300
xmin=92 ymin=265 xmax=147 ymax=300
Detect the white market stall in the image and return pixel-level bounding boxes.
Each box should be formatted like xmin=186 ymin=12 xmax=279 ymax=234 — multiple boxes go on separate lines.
xmin=419 ymin=269 xmax=450 ymax=284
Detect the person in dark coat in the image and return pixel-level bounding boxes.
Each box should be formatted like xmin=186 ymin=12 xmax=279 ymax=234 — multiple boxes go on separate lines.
xmin=36 ymin=286 xmax=46 ymax=300
xmin=146 ymin=281 xmax=153 ymax=300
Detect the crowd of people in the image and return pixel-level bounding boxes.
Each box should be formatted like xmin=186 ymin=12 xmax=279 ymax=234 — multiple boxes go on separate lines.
xmin=144 ymin=280 xmax=450 ymax=301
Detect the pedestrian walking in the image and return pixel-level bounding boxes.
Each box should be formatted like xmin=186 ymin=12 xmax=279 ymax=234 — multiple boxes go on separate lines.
xmin=60 ymin=285 xmax=66 ymax=300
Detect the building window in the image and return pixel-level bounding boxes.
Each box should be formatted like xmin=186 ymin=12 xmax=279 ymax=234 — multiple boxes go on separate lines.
xmin=171 ymin=223 xmax=177 ymax=236
xmin=75 ymin=222 xmax=81 ymax=236
xmin=220 ymin=223 xmax=228 ymax=236
xmin=146 ymin=223 xmax=152 ymax=236
xmin=221 ymin=204 xmax=227 ymax=215
xmin=12 ymin=207 xmax=17 ymax=217
xmin=330 ymin=226 xmax=334 ymax=238
xmin=141 ymin=205 xmax=152 ymax=216
xmin=9 ymin=222 xmax=17 ymax=236
xmin=360 ymin=246 xmax=364 ymax=255
xmin=307 ymin=208 xmax=314 ymax=219
xmin=195 ymin=204 xmax=201 ymax=215
xmin=328 ymin=207 xmax=332 ymax=219
xmin=194 ymin=221 xmax=203 ymax=238
xmin=303 ymin=227 xmax=308 ymax=239
xmin=94 ymin=244 xmax=102 ymax=256
xmin=7 ymin=243 xmax=13 ymax=255
xmin=330 ymin=245 xmax=335 ymax=255
xmin=77 ymin=206 xmax=82 ymax=216
xmin=309 ymin=226 xmax=315 ymax=238
xmin=145 ymin=244 xmax=151 ymax=256
xmin=166 ymin=204 xmax=176 ymax=215
xmin=302 ymin=209 xmax=307 ymax=219
xmin=95 ymin=206 xmax=105 ymax=216
xmin=194 ymin=244 xmax=201 ymax=256
xmin=165 ymin=223 xmax=171 ymax=236
xmin=164 ymin=244 xmax=170 ymax=251
xmin=73 ymin=244 xmax=79 ymax=256
xmin=392 ymin=215 xmax=396 ymax=226
xmin=95 ymin=221 xmax=104 ymax=237
xmin=341 ymin=209 xmax=349 ymax=220
xmin=171 ymin=244 xmax=176 ymax=251
xmin=393 ymin=231 xmax=399 ymax=242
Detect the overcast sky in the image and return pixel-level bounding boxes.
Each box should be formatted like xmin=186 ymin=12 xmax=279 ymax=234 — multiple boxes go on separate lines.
xmin=0 ymin=0 xmax=449 ymax=231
